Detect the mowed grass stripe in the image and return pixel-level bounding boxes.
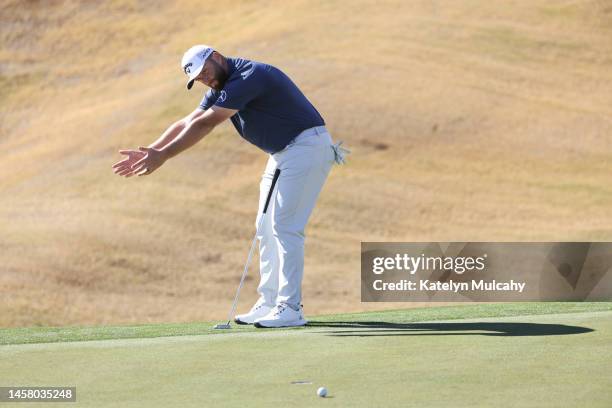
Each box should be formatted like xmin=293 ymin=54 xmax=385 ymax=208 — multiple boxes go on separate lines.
xmin=1 ymin=302 xmax=610 ymax=346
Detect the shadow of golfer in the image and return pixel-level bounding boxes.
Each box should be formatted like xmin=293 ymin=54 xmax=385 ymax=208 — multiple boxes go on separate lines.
xmin=305 ymin=321 xmax=593 ymax=337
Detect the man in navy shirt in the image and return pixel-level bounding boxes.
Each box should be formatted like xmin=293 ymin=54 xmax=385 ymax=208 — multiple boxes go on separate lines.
xmin=113 ymin=45 xmax=348 ymax=328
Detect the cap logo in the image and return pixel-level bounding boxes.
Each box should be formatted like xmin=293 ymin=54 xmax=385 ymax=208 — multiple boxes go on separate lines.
xmin=200 ymin=48 xmax=214 ymax=61
xmin=183 ymin=62 xmax=193 ymax=74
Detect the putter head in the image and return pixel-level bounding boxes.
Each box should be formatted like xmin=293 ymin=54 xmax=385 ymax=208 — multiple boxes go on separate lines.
xmin=214 ymin=323 xmax=232 ymax=329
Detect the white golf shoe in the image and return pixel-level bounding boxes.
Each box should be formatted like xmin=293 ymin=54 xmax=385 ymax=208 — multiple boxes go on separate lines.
xmin=254 ymin=304 xmax=307 ymax=328
xmin=234 ymin=298 xmax=273 ymax=325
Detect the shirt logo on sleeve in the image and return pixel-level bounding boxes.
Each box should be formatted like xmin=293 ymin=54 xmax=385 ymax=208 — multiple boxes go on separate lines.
xmin=218 ymin=90 xmax=227 ymax=103
xmin=240 ymin=62 xmax=255 ymax=80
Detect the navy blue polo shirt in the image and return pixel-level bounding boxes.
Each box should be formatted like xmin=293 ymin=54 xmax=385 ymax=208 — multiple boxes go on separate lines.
xmin=199 ymin=57 xmax=325 ymax=154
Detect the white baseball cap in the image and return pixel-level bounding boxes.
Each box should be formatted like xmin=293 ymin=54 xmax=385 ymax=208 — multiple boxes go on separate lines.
xmin=181 ymin=44 xmax=215 ymax=90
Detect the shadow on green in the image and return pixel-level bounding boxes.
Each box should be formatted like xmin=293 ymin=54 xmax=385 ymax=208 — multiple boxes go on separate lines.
xmin=306 ymin=321 xmax=594 ymax=336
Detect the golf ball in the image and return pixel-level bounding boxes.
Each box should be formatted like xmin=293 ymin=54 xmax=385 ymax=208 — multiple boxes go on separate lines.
xmin=317 ymin=387 xmax=327 ymax=397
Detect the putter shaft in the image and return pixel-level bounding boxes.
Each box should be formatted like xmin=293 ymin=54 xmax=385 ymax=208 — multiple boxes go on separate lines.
xmin=214 ymin=168 xmax=281 ymax=329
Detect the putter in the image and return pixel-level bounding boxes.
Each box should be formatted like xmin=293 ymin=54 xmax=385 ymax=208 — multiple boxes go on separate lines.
xmin=214 ymin=168 xmax=281 ymax=329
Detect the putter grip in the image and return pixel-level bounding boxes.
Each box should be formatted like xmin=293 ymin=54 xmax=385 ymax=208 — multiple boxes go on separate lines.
xmin=263 ymin=168 xmax=281 ymax=214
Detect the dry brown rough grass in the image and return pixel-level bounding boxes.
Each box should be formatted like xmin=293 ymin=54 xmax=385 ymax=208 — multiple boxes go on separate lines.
xmin=1 ymin=0 xmax=611 ymax=327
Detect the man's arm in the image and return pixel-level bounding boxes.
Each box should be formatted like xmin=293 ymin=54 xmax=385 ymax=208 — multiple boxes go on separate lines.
xmin=128 ymin=106 xmax=237 ymax=177
xmin=148 ymin=108 xmax=206 ymax=150
xmin=161 ymin=106 xmax=237 ymax=160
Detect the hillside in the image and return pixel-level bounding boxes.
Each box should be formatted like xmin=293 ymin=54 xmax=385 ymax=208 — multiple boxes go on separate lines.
xmin=1 ymin=0 xmax=611 ymax=326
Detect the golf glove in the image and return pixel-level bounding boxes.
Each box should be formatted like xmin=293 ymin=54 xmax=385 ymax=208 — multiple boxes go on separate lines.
xmin=331 ymin=141 xmax=350 ymax=165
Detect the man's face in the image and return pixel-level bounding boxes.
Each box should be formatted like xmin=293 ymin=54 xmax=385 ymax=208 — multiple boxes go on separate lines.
xmin=195 ymin=56 xmax=228 ymax=91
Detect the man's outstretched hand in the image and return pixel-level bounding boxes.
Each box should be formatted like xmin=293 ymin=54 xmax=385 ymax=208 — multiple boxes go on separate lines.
xmin=112 ymin=147 xmax=167 ymax=178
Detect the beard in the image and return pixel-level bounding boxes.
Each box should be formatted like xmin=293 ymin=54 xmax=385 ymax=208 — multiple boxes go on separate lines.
xmin=208 ymin=59 xmax=229 ymax=90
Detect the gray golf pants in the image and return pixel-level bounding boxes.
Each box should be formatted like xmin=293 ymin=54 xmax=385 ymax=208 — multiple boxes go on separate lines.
xmin=255 ymin=125 xmax=345 ymax=309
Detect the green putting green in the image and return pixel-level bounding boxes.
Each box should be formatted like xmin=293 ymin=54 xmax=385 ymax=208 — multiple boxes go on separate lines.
xmin=1 ymin=303 xmax=611 ymax=407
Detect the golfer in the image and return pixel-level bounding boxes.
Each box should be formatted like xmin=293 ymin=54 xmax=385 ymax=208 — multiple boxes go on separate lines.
xmin=112 ymin=45 xmax=348 ymax=328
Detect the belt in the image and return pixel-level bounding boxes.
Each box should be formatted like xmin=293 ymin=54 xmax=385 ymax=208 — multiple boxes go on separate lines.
xmin=297 ymin=126 xmax=351 ymax=165
xmin=298 ymin=125 xmax=328 ymax=138
xmin=275 ymin=126 xmax=351 ymax=166
xmin=275 ymin=126 xmax=328 ymax=154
